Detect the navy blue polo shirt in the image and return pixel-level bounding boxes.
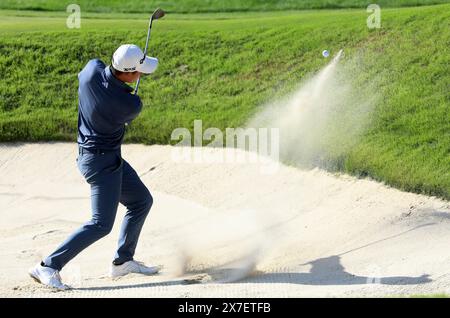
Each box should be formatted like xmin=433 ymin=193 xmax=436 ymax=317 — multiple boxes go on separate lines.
xmin=77 ymin=59 xmax=142 ymax=150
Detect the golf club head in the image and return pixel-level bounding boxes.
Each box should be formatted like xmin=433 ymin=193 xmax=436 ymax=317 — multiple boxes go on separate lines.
xmin=152 ymin=8 xmax=165 ymax=20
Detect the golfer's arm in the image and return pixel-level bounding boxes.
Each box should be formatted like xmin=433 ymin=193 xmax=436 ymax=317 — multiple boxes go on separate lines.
xmin=122 ymin=95 xmax=143 ymax=124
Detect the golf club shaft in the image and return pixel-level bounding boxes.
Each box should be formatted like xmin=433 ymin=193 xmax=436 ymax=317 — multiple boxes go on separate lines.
xmin=143 ymin=18 xmax=154 ymax=55
xmin=134 ymin=17 xmax=154 ymax=95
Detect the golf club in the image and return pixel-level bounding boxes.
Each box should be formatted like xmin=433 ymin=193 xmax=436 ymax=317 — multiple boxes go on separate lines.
xmin=134 ymin=8 xmax=165 ymax=95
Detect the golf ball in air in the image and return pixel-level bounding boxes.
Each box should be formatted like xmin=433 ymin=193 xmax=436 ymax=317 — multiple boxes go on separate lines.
xmin=322 ymin=50 xmax=329 ymax=58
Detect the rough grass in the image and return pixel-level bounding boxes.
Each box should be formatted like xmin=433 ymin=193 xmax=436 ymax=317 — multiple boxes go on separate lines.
xmin=0 ymin=5 xmax=449 ymax=199
xmin=0 ymin=0 xmax=449 ymax=13
xmin=410 ymin=294 xmax=450 ymax=298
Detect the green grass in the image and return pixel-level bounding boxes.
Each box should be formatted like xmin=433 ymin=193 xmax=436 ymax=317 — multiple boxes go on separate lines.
xmin=410 ymin=294 xmax=450 ymax=298
xmin=0 ymin=5 xmax=449 ymax=199
xmin=0 ymin=0 xmax=449 ymax=13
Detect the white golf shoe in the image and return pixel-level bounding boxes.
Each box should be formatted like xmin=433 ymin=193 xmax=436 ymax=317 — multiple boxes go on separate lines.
xmin=110 ymin=260 xmax=162 ymax=278
xmin=28 ymin=263 xmax=71 ymax=291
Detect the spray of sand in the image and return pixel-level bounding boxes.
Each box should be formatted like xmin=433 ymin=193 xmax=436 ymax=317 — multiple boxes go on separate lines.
xmin=248 ymin=50 xmax=378 ymax=169
xmin=169 ymin=207 xmax=276 ymax=283
xmin=170 ymin=51 xmax=379 ymax=283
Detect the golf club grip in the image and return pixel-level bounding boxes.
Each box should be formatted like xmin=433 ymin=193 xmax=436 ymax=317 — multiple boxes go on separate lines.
xmin=134 ymin=79 xmax=141 ymax=95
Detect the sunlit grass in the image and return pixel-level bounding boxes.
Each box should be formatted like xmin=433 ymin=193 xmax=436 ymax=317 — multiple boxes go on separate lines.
xmin=0 ymin=4 xmax=449 ymax=199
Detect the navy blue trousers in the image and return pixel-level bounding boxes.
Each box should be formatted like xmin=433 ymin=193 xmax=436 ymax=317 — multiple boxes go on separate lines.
xmin=43 ymin=149 xmax=153 ymax=271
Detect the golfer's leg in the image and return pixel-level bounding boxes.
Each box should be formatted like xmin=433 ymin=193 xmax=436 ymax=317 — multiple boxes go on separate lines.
xmin=113 ymin=160 xmax=153 ymax=264
xmin=43 ymin=164 xmax=122 ymax=271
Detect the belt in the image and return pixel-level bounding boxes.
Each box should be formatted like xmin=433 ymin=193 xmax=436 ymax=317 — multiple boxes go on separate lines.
xmin=78 ymin=147 xmax=120 ymax=155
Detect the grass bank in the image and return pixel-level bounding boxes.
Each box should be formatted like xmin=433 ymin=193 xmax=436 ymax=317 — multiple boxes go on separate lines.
xmin=0 ymin=5 xmax=448 ymax=199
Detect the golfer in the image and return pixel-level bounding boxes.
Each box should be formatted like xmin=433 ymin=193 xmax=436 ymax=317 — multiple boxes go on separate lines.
xmin=29 ymin=44 xmax=160 ymax=290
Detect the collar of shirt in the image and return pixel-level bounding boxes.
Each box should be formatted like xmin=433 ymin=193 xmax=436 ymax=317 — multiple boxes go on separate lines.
xmin=104 ymin=66 xmax=134 ymax=93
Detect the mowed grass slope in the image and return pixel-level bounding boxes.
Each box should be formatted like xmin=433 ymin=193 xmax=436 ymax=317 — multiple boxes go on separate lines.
xmin=1 ymin=0 xmax=449 ymax=13
xmin=0 ymin=5 xmax=449 ymax=199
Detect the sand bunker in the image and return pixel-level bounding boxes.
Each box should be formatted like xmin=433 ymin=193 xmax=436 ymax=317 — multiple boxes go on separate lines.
xmin=0 ymin=143 xmax=449 ymax=297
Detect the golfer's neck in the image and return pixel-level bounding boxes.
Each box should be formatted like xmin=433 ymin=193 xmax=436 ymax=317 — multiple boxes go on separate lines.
xmin=110 ymin=66 xmax=126 ymax=83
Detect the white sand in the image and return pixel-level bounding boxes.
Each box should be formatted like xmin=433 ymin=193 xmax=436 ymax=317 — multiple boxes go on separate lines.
xmin=0 ymin=142 xmax=449 ymax=297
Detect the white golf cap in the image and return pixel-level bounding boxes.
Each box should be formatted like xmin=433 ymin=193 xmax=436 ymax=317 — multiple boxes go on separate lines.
xmin=112 ymin=44 xmax=158 ymax=74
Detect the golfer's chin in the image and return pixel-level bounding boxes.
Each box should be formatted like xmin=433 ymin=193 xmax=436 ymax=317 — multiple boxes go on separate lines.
xmin=120 ymin=72 xmax=143 ymax=84
xmin=129 ymin=75 xmax=142 ymax=83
